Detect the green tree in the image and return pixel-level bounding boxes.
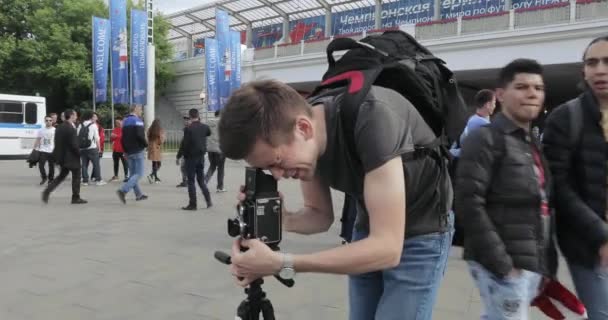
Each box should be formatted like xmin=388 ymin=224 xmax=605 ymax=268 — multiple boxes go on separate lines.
xmin=0 ymin=0 xmax=174 ymax=114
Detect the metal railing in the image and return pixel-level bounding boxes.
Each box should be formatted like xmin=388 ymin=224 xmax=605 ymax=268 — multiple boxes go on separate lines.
xmin=103 ymin=129 xmax=184 ymax=154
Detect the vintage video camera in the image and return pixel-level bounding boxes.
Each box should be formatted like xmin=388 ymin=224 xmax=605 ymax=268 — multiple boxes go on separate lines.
xmin=227 ymin=167 xmax=282 ymax=246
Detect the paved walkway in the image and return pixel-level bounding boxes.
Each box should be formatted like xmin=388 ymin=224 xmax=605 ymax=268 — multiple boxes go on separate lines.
xmin=0 ymin=157 xmax=574 ymax=319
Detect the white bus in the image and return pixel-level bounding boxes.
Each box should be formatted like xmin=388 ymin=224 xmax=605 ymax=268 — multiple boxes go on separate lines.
xmin=0 ymin=94 xmax=47 ymax=159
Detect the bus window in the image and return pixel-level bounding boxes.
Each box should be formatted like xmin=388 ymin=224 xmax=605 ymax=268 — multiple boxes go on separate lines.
xmin=25 ymin=102 xmax=37 ymax=124
xmin=0 ymin=101 xmax=23 ymax=123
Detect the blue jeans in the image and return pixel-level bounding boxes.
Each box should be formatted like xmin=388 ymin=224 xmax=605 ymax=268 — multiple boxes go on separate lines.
xmin=120 ymin=151 xmax=144 ymax=198
xmin=568 ymin=262 xmax=608 ymax=319
xmin=81 ymin=148 xmax=100 ymax=182
xmin=348 ymin=212 xmax=454 ymax=320
xmin=468 ymin=261 xmax=542 ymax=320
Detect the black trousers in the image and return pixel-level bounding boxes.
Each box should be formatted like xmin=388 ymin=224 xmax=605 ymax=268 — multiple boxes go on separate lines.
xmin=38 ymin=151 xmax=55 ymax=180
xmin=185 ymin=156 xmax=211 ymax=207
xmin=112 ymin=152 xmax=128 ymax=177
xmin=205 ymin=152 xmax=225 ymax=190
xmin=45 ymin=166 xmax=81 ymax=200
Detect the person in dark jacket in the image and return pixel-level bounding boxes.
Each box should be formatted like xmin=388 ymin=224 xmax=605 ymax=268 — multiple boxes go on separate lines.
xmin=116 ymin=105 xmax=148 ymax=204
xmin=42 ymin=109 xmax=87 ymax=204
xmin=177 ymin=108 xmax=212 ymax=210
xmin=456 ymin=59 xmax=557 ymax=319
xmin=543 ymin=36 xmax=608 ymax=319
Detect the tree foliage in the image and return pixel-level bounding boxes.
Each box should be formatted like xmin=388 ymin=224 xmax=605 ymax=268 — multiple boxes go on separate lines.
xmin=0 ymin=0 xmax=174 ymax=114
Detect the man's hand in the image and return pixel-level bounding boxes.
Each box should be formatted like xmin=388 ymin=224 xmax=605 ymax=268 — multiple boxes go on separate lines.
xmin=600 ymin=243 xmax=608 ymax=268
xmin=230 ymin=238 xmax=282 ymax=287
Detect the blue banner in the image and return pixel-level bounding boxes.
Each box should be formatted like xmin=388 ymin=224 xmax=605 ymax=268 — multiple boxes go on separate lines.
xmin=251 ymin=23 xmax=283 ymax=48
xmin=92 ymin=17 xmax=111 ymax=103
xmin=205 ymin=38 xmax=219 ymax=112
xmin=511 ymin=0 xmax=568 ymax=10
xmin=110 ymin=0 xmax=129 ymax=104
xmin=381 ymin=0 xmax=434 ymax=27
xmin=331 ymin=0 xmax=434 ymax=36
xmin=331 ymin=6 xmax=376 ymax=35
xmin=216 ymin=9 xmax=230 ymax=109
xmin=230 ymin=31 xmax=241 ymax=91
xmin=440 ymin=0 xmax=505 ymax=19
xmin=130 ymin=9 xmax=147 ymax=105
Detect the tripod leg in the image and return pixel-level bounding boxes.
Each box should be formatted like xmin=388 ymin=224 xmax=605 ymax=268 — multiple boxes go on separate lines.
xmin=260 ymin=298 xmax=276 ymax=320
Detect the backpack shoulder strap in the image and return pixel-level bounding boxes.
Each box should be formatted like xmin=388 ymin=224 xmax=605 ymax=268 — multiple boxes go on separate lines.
xmin=566 ymin=98 xmax=583 ymax=149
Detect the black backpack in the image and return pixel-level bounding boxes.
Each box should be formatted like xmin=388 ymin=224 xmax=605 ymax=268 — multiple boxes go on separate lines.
xmin=309 ymin=30 xmax=468 ymax=243
xmin=78 ymin=123 xmax=93 ymax=149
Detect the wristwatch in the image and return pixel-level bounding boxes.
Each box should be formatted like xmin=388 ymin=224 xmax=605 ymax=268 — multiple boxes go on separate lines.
xmin=278 ymin=253 xmax=295 ymax=279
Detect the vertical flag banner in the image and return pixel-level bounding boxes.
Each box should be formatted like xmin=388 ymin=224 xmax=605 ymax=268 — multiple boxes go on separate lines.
xmin=230 ymin=31 xmax=241 ymax=92
xmin=205 ymin=38 xmax=220 ymax=112
xmin=131 ymin=9 xmax=148 ymax=105
xmin=216 ymin=9 xmax=230 ymax=109
xmin=92 ymin=17 xmax=111 ymax=103
xmin=110 ymin=0 xmax=129 ymax=104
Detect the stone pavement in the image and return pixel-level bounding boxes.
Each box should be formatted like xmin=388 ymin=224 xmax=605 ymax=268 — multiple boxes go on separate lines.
xmin=0 ymin=156 xmax=575 ymax=320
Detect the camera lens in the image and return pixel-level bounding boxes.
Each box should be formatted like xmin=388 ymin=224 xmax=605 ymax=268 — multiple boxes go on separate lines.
xmin=227 ymin=219 xmax=242 ymax=238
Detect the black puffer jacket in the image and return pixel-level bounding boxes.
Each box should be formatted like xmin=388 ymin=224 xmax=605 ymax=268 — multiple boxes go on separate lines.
xmin=455 ymin=114 xmax=557 ymax=278
xmin=543 ymin=91 xmax=608 ymax=269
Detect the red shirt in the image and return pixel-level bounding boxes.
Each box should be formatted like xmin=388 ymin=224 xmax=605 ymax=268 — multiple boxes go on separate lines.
xmin=111 ymin=127 xmax=124 ymax=153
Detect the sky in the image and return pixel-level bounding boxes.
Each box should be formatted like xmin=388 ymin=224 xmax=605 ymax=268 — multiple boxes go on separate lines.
xmin=155 ymin=0 xmax=217 ymax=14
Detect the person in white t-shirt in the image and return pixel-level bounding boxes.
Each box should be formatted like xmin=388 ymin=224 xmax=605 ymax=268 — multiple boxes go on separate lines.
xmin=33 ymin=115 xmax=56 ymax=185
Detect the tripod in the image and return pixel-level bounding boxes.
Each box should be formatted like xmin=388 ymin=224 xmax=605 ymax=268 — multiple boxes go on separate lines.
xmin=236 ymin=278 xmax=275 ymax=320
xmin=214 ymin=246 xmax=294 ymax=320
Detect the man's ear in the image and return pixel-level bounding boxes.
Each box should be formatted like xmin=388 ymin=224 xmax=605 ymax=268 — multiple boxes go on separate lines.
xmin=495 ymin=88 xmax=505 ymax=103
xmin=294 ymin=116 xmax=314 ymax=140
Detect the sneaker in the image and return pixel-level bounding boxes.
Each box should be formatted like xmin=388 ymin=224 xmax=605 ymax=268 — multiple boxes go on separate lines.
xmin=116 ymin=190 xmax=126 ymax=204
xmin=82 ymin=182 xmax=89 ymax=186
xmin=71 ymin=198 xmax=88 ymax=204
xmin=181 ymin=204 xmax=196 ymax=211
xmin=154 ymin=178 xmax=161 ymax=184
xmin=136 ymin=195 xmax=148 ymax=201
xmin=217 ymin=188 xmax=226 ymax=193
xmin=109 ymin=176 xmax=119 ymax=182
xmin=176 ymin=182 xmax=187 ymax=188
xmin=39 ymin=178 xmax=47 ymax=185
xmin=123 ymin=177 xmax=129 ymax=183
xmin=96 ymin=180 xmax=107 ymax=186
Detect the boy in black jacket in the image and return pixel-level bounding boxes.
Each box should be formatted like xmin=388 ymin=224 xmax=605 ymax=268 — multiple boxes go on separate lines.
xmin=456 ymin=59 xmax=557 ymax=319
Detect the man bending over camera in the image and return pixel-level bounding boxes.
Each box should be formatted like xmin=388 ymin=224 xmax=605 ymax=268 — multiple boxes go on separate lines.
xmin=220 ymin=80 xmax=454 ymax=320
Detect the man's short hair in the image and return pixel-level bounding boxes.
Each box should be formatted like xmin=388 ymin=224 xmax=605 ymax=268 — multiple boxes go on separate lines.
xmin=130 ymin=104 xmax=141 ymax=112
xmin=214 ymin=110 xmax=220 ymax=118
xmin=116 ymin=116 xmax=123 ymax=120
xmin=218 ymin=79 xmax=312 ymax=160
xmin=49 ymin=112 xmax=57 ymax=117
xmin=63 ymin=109 xmax=75 ymax=120
xmin=81 ymin=110 xmax=93 ymax=121
xmin=189 ymin=108 xmax=199 ymax=119
xmin=498 ymin=59 xmax=544 ymax=88
xmin=474 ymin=89 xmax=495 ymax=109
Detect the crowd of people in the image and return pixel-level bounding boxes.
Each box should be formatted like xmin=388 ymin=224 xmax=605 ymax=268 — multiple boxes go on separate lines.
xmin=34 ymin=105 xmax=227 ymax=210
xmin=219 ymin=36 xmax=608 ymax=320
xmin=26 ymin=34 xmax=608 ymax=320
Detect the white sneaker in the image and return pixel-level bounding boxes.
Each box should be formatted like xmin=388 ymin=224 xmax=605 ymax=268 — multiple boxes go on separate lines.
xmin=96 ymin=181 xmax=107 ymax=186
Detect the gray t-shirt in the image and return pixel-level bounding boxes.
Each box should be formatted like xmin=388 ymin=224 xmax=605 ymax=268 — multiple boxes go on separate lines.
xmin=314 ymin=86 xmax=451 ymax=236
